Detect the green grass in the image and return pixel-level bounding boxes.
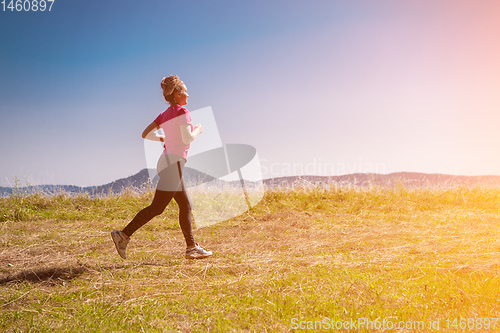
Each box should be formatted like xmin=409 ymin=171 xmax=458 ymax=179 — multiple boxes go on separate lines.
xmin=1 ymin=186 xmax=500 ymax=332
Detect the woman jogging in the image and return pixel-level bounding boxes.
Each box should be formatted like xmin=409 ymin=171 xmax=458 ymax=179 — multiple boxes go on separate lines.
xmin=111 ymin=75 xmax=212 ymax=259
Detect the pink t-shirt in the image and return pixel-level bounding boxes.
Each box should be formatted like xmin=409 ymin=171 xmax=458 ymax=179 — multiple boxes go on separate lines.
xmin=153 ymin=105 xmax=193 ymax=160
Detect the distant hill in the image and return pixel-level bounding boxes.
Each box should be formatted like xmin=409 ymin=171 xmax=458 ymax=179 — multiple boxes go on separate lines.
xmin=264 ymin=172 xmax=500 ymax=189
xmin=0 ymin=167 xmax=224 ymax=197
xmin=0 ymin=169 xmax=152 ymax=197
xmin=2 ymin=169 xmax=500 ymax=197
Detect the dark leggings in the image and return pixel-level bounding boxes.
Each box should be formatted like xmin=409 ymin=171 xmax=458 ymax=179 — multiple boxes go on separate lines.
xmin=122 ymin=163 xmax=195 ymax=247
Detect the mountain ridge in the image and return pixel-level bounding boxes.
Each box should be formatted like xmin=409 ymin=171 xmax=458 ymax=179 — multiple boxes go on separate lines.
xmin=2 ymin=169 xmax=500 ymax=197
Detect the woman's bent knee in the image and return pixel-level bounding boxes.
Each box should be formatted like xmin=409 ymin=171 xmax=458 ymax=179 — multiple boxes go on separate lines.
xmin=147 ymin=205 xmax=166 ymax=217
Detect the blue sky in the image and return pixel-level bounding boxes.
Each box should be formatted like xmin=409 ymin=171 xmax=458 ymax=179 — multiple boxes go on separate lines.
xmin=1 ymin=0 xmax=500 ymax=186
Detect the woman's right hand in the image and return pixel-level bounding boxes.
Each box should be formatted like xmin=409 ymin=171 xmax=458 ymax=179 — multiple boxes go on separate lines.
xmin=194 ymin=124 xmax=203 ymax=134
xmin=181 ymin=123 xmax=203 ymax=144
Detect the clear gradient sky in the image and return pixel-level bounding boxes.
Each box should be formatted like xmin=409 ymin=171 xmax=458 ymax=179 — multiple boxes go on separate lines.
xmin=1 ymin=0 xmax=500 ymax=187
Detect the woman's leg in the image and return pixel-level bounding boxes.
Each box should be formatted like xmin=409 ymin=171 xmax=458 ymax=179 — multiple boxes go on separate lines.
xmin=123 ymin=155 xmax=183 ymax=237
xmin=172 ymin=160 xmax=196 ymax=246
xmin=174 ymin=177 xmax=212 ymax=258
xmin=122 ymin=189 xmax=175 ymax=237
xmin=174 ymin=183 xmax=195 ymax=247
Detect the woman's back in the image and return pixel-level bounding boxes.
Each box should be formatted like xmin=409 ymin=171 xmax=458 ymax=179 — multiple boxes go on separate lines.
xmin=154 ymin=104 xmax=194 ymax=160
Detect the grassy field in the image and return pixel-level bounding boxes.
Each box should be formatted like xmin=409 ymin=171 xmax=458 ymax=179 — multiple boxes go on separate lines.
xmin=1 ymin=185 xmax=500 ymax=332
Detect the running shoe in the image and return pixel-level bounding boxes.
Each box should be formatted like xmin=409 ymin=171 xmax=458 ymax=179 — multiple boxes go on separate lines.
xmin=185 ymin=243 xmax=212 ymax=259
xmin=111 ymin=230 xmax=129 ymax=259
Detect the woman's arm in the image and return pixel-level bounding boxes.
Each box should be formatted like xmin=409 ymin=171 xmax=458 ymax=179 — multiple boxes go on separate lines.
xmin=180 ymin=123 xmax=203 ymax=145
xmin=142 ymin=122 xmax=165 ymax=141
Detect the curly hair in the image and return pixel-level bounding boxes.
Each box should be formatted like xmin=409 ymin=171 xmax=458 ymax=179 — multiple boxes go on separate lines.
xmin=161 ymin=75 xmax=185 ymax=105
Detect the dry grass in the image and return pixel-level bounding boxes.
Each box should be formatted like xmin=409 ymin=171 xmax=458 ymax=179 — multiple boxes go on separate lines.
xmin=1 ymin=186 xmax=500 ymax=332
